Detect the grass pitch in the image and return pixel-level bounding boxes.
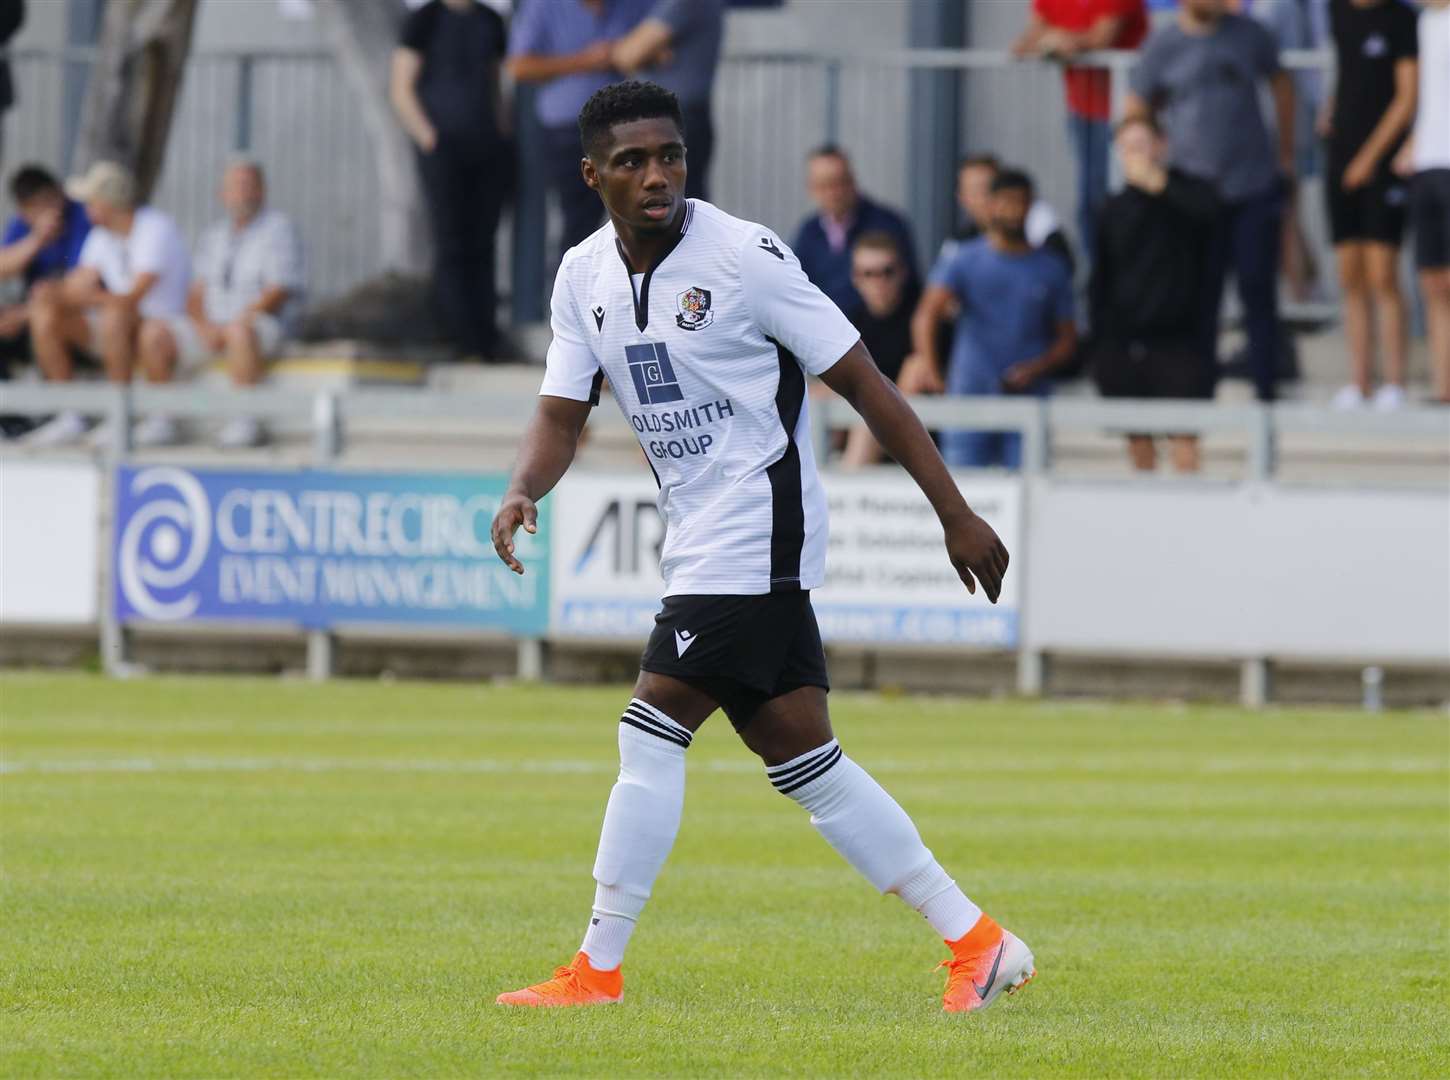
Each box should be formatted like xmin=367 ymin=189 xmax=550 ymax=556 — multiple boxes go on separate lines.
xmin=1 ymin=672 xmax=1446 ymax=1078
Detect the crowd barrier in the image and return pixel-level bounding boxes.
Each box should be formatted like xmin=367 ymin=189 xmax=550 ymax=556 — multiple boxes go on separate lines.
xmin=2 ymin=384 xmax=1446 ymax=706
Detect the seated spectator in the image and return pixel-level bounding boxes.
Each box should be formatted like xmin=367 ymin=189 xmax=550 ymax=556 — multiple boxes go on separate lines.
xmin=25 ymin=161 xmax=191 ymax=447
xmin=1090 ymin=116 xmax=1218 ymax=473
xmin=610 ymin=0 xmax=725 ymax=200
xmin=792 ymin=145 xmax=918 ymax=312
xmin=1012 ymin=0 xmax=1148 ymax=266
xmin=0 ymin=164 xmax=90 ymax=436
xmin=904 ymin=169 xmax=1077 ymax=470
xmin=177 ymin=158 xmax=304 ymax=448
xmin=839 ymin=230 xmax=920 ymax=468
xmin=937 ymin=154 xmax=1075 ymax=276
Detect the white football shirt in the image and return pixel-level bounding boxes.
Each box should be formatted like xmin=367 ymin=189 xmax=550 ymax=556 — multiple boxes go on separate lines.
xmin=541 ymin=199 xmax=862 ymax=596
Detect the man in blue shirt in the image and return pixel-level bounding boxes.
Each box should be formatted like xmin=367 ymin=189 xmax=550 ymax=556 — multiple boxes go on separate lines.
xmin=791 ymin=145 xmax=919 ymax=313
xmin=508 ymin=0 xmax=655 ymax=257
xmin=904 ymin=169 xmax=1077 ymax=470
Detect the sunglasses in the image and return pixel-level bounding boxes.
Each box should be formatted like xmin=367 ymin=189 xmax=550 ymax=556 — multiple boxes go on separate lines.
xmin=854 ymin=265 xmax=900 ymax=280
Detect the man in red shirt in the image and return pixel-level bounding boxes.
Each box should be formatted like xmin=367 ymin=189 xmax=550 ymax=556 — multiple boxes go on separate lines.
xmin=1013 ymin=0 xmax=1148 ymax=265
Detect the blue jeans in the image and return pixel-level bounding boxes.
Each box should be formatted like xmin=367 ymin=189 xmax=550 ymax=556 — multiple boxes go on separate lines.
xmin=942 ymin=429 xmax=1022 ymax=470
xmin=1067 ymin=114 xmax=1110 ymax=266
xmin=1199 ymin=182 xmax=1286 ymax=402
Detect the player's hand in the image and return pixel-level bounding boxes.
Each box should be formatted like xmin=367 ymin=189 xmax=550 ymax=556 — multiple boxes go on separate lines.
xmin=943 ymin=509 xmax=1009 ymax=604
xmin=491 ymin=492 xmax=538 ymax=575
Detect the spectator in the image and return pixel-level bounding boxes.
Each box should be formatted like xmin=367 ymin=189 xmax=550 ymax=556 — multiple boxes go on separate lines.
xmin=0 ymin=1 xmax=22 ymax=165
xmin=904 ymin=169 xmax=1077 ymax=469
xmin=1090 ymin=116 xmax=1219 ymax=472
xmin=177 ymin=159 xmax=305 ymax=448
xmin=391 ymin=0 xmax=510 ymax=361
xmin=25 ymin=161 xmax=191 ymax=448
xmin=609 ymin=0 xmax=725 ymax=200
xmin=1011 ymin=0 xmax=1148 ymax=265
xmin=508 ymin=0 xmax=653 ymax=258
xmin=0 ymin=163 xmax=89 ymax=438
xmin=839 ymin=230 xmax=920 ymax=468
xmin=1396 ymin=0 xmax=1450 ymax=404
xmin=792 ymin=145 xmax=918 ymax=313
xmin=1126 ymin=0 xmax=1298 ymax=402
xmin=1324 ymin=0 xmax=1418 ymax=411
xmin=938 ymin=153 xmax=1076 ymax=275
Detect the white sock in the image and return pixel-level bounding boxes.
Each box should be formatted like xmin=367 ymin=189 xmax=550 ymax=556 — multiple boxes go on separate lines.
xmin=766 ymin=739 xmax=981 ymax=941
xmin=580 ymin=699 xmax=691 ymax=970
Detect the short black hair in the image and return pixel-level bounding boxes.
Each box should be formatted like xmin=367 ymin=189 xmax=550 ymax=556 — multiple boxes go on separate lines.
xmin=808 ymin=143 xmax=849 ymax=163
xmin=990 ymin=168 xmax=1034 ymax=196
xmin=957 ymin=153 xmax=1000 ymax=174
xmin=1114 ymin=114 xmax=1162 ymax=139
xmin=9 ymin=164 xmax=62 ymax=204
xmin=578 ymin=80 xmax=684 ymax=158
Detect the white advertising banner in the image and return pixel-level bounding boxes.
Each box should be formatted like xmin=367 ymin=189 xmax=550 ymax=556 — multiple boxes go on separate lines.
xmin=0 ymin=462 xmax=101 ymax=624
xmin=549 ymin=471 xmax=1022 ymax=647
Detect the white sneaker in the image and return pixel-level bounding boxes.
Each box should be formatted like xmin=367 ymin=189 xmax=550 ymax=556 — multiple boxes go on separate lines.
xmin=215 ymin=416 xmax=267 ymax=449
xmin=1331 ymin=385 xmax=1366 ymax=411
xmin=133 ymin=414 xmax=182 ymax=447
xmin=1371 ymin=384 xmax=1407 ymax=412
xmin=20 ymin=409 xmax=90 ymax=447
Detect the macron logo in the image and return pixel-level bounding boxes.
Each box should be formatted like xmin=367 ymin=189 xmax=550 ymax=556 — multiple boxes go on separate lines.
xmin=674 ymin=629 xmax=698 ymax=658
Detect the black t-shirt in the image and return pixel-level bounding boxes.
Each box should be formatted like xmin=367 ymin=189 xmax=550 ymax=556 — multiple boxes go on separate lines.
xmin=399 ymin=0 xmax=507 ymax=143
xmin=1328 ymin=0 xmax=1418 ymax=167
xmin=846 ymin=279 xmax=920 ymax=385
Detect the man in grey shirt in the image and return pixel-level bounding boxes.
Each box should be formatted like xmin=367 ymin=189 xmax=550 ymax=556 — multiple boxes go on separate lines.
xmin=1126 ymin=0 xmax=1296 ymax=402
xmin=178 ymin=158 xmax=305 ymax=447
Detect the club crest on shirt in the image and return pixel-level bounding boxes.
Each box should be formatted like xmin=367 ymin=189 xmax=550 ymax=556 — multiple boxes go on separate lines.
xmin=675 ymin=286 xmax=714 ymax=331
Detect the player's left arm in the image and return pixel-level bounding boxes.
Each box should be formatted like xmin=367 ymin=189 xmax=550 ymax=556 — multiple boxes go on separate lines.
xmin=819 ymin=346 xmax=1009 ymax=603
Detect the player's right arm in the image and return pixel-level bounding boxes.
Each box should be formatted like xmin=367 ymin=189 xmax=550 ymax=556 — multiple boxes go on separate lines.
xmin=492 ymin=260 xmax=601 ymax=575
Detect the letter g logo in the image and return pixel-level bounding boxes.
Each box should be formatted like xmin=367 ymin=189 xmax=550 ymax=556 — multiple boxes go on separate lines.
xmin=117 ymin=467 xmax=212 ymax=621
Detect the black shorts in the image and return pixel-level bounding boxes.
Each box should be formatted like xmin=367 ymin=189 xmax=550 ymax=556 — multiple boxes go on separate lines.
xmin=1093 ymin=339 xmax=1215 ymax=401
xmin=640 ymin=591 xmax=829 ymax=731
xmin=1412 ymin=169 xmax=1450 ymax=271
xmin=1327 ymin=168 xmax=1409 ymax=246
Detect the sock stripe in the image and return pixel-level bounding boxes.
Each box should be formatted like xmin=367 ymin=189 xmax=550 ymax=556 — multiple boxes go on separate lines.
xmin=765 ymin=740 xmax=839 ymax=785
xmin=627 ymin=698 xmax=688 ymax=733
xmin=620 ymin=706 xmax=692 ymax=749
xmin=623 ymin=701 xmax=692 ymax=744
xmin=772 ymin=745 xmax=842 ymax=794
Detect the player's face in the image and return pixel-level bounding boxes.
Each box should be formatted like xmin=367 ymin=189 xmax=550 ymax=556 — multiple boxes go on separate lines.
xmin=585 ymin=117 xmax=687 ymax=233
xmin=807 ymin=155 xmax=857 ymax=220
xmin=957 ymin=164 xmax=996 ymax=227
xmin=988 ymin=188 xmax=1031 ymax=240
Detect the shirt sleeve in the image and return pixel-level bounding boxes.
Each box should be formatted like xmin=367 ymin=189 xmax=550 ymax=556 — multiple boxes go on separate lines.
xmin=538 ymin=261 xmax=602 ymax=403
xmin=264 ymin=217 xmax=306 ymax=291
xmin=1250 ymin=17 xmax=1282 ymax=77
xmin=1 ymin=215 xmax=25 ymax=245
xmin=398 ymin=2 xmax=434 ymax=51
xmin=1393 ymin=6 xmax=1419 ymax=60
xmin=1049 ymin=259 xmax=1076 ymax=325
xmin=77 ymin=229 xmax=103 ymax=271
xmin=648 ymin=0 xmax=704 ymax=34
xmin=128 ymin=214 xmax=170 ymax=277
xmin=740 ymin=228 xmax=862 ymax=376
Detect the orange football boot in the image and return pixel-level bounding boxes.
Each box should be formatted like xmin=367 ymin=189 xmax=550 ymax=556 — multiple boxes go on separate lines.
xmin=939 ymin=914 xmax=1036 ymax=1014
xmin=495 ymin=952 xmax=623 ymax=1007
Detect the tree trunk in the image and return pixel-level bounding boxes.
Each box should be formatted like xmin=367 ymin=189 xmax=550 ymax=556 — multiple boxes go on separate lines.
xmin=75 ymin=0 xmax=198 ymax=201
xmin=312 ymin=0 xmax=429 ymax=276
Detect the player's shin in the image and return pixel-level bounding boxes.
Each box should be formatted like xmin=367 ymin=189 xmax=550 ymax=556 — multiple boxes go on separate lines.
xmin=765 ymin=740 xmax=981 ymax=940
xmin=581 ymin=699 xmax=692 ymax=970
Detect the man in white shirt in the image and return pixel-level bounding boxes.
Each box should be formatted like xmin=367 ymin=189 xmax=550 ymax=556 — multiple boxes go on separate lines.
xmin=26 ymin=161 xmax=192 ymax=447
xmin=490 ymin=82 xmax=1032 ymax=1015
xmin=180 ymin=158 xmax=305 ymax=447
xmin=1397 ymin=0 xmax=1450 ymax=403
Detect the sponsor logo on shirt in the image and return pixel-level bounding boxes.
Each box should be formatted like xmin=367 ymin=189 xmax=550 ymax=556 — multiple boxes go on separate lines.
xmin=675 ymin=286 xmax=714 ymax=331
xmin=625 ymin=341 xmax=685 ymax=405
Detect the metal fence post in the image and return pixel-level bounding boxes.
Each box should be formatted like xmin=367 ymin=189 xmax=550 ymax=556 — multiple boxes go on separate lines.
xmin=1015 ymin=401 xmax=1048 ymax=697
xmin=1249 ymin=403 xmax=1276 ymax=481
xmin=823 ymin=60 xmax=841 ymax=145
xmin=234 ymin=54 xmax=255 ymax=152
xmin=99 ymin=383 xmax=131 ymax=676
xmin=517 ymin=637 xmax=545 ymax=681
xmin=308 ymin=392 xmax=341 ymax=678
xmin=1240 ymin=658 xmax=1272 ymax=709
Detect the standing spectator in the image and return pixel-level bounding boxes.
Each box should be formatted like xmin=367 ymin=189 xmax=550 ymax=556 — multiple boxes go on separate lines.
xmin=1012 ymin=0 xmax=1149 ymax=264
xmin=391 ymin=0 xmax=510 ymax=361
xmin=791 ymin=145 xmax=918 ymax=313
xmin=507 ymin=0 xmax=653 ymax=258
xmin=1396 ymin=0 xmax=1450 ymax=404
xmin=25 ymin=161 xmax=190 ymax=448
xmin=1090 ymin=116 xmax=1219 ymax=472
xmin=938 ymin=153 xmax=1076 ymax=274
xmin=839 ymin=230 xmax=920 ymax=468
xmin=904 ymin=169 xmax=1077 ymax=469
xmin=178 ymin=159 xmax=305 ymax=448
xmin=1324 ymin=0 xmax=1418 ymax=411
xmin=0 ymin=163 xmax=89 ymax=438
xmin=609 ymin=0 xmax=725 ymax=200
xmin=1126 ymin=0 xmax=1298 ymax=402
xmin=0 ymin=1 xmax=22 ymax=166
